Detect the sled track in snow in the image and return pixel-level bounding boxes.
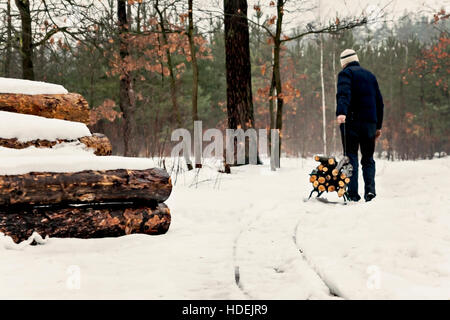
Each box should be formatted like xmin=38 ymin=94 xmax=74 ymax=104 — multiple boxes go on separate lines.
xmin=234 ymin=201 xmax=343 ymax=299
xmin=232 ymin=203 xmax=258 ymax=299
xmin=232 ymin=203 xmax=279 ymax=299
xmin=293 ymin=217 xmax=342 ymax=299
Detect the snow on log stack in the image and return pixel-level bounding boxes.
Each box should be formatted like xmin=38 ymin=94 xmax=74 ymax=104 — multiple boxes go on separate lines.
xmin=309 ymin=155 xmax=353 ymax=199
xmin=0 ymin=111 xmax=112 ymax=155
xmin=0 ymin=78 xmax=172 ymax=243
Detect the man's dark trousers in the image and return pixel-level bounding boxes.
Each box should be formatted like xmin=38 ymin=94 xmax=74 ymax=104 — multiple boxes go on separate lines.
xmin=340 ymin=121 xmax=377 ymax=200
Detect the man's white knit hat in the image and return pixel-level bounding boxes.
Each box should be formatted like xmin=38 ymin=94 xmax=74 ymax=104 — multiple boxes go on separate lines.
xmin=340 ymin=49 xmax=359 ymax=68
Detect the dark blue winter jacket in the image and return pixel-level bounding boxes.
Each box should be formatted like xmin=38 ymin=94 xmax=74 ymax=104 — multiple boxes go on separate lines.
xmin=336 ymin=61 xmax=384 ymax=129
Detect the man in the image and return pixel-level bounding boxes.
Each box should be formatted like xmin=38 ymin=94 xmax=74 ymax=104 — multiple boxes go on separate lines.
xmin=336 ymin=49 xmax=384 ymax=202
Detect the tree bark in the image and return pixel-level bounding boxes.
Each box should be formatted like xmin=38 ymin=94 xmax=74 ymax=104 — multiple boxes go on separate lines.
xmin=0 ymin=133 xmax=112 ymax=156
xmin=0 ymin=93 xmax=90 ymax=124
xmin=224 ymin=0 xmax=256 ymax=130
xmin=0 ymin=202 xmax=171 ymax=244
xmin=188 ymin=0 xmax=199 ymax=122
xmin=15 ymin=0 xmax=34 ymax=80
xmin=118 ymin=0 xmax=136 ymax=156
xmin=0 ymin=168 xmax=172 ymax=206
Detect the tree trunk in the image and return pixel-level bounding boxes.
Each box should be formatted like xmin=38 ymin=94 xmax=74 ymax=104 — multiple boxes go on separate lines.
xmin=15 ymin=0 xmax=34 ymax=80
xmin=273 ymin=0 xmax=284 ymax=166
xmin=155 ymin=0 xmax=181 ymax=128
xmin=4 ymin=0 xmax=12 ymax=77
xmin=188 ymin=0 xmax=199 ymax=122
xmin=118 ymin=0 xmax=136 ymax=156
xmin=0 ymin=93 xmax=90 ymax=124
xmin=0 ymin=168 xmax=172 ymax=206
xmin=0 ymin=202 xmax=171 ymax=244
xmin=0 ymin=133 xmax=112 ymax=156
xmin=267 ymin=68 xmax=276 ymax=153
xmin=224 ymin=0 xmax=256 ymax=131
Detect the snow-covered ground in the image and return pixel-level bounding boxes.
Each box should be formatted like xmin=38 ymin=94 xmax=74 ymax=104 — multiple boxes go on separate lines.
xmin=0 ymin=146 xmax=449 ymax=299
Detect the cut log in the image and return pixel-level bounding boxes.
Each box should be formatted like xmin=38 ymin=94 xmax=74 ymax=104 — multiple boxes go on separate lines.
xmin=314 ymin=155 xmax=329 ymax=163
xmin=79 ymin=133 xmax=112 ymax=155
xmin=0 ymin=168 xmax=172 ymax=206
xmin=0 ymin=133 xmax=112 ymax=156
xmin=0 ymin=202 xmax=171 ymax=244
xmin=0 ymin=93 xmax=90 ymax=124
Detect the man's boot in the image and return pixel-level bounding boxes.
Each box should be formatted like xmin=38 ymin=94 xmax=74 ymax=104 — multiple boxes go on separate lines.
xmin=365 ymin=192 xmax=376 ymax=202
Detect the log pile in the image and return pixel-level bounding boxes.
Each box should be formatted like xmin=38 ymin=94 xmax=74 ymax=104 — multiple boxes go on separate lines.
xmin=308 ymin=155 xmax=353 ymax=200
xmin=0 ymin=86 xmax=172 ymax=243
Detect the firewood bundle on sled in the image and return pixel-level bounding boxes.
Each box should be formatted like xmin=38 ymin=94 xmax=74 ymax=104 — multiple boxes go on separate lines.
xmin=0 ymin=78 xmax=172 ymax=243
xmin=308 ymin=155 xmax=353 ymax=201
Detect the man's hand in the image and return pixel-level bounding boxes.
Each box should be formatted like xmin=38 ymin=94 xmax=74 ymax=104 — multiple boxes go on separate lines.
xmin=337 ymin=115 xmax=346 ymax=124
xmin=375 ymin=129 xmax=382 ymax=140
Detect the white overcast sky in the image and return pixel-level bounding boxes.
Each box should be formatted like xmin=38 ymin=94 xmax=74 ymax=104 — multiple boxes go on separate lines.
xmin=195 ymin=0 xmax=449 ymax=33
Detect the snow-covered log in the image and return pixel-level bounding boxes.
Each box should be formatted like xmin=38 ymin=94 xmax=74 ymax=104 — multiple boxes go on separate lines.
xmin=0 ymin=202 xmax=171 ymax=243
xmin=0 ymin=93 xmax=90 ymax=124
xmin=0 ymin=168 xmax=172 ymax=206
xmin=0 ymin=133 xmax=112 ymax=156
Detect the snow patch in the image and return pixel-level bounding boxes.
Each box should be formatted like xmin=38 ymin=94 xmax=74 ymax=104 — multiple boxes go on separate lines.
xmin=0 ymin=77 xmax=68 ymax=95
xmin=0 ymin=111 xmax=91 ymax=143
xmin=0 ymin=232 xmax=48 ymax=250
xmin=0 ymin=144 xmax=161 ymax=175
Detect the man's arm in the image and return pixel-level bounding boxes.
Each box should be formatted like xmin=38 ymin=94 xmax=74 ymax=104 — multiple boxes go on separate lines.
xmin=375 ymin=79 xmax=384 ymax=130
xmin=336 ymin=70 xmax=352 ymax=120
